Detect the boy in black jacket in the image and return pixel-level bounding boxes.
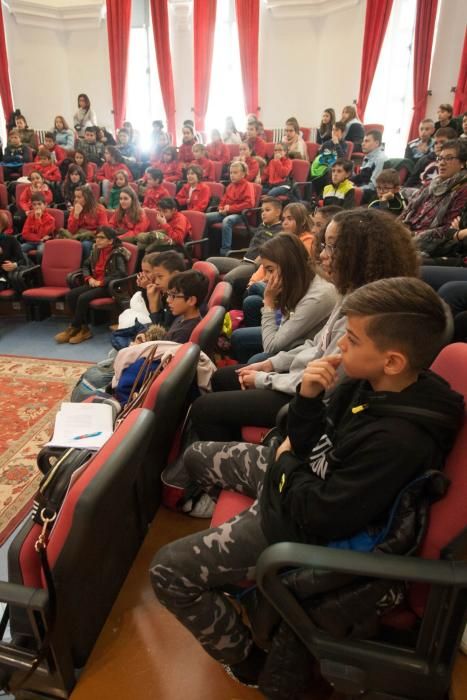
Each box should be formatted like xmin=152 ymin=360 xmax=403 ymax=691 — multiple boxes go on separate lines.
xmin=150 ymin=277 xmax=464 ymax=685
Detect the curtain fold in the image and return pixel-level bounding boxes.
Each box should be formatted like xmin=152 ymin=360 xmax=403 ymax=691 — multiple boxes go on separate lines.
xmin=235 ymin=0 xmax=259 ymax=116
xmin=453 ymin=28 xmax=467 ymax=115
xmin=193 ymin=0 xmax=217 ymax=132
xmin=408 ymin=0 xmax=439 ymax=140
xmin=357 ymin=0 xmax=394 ymax=121
xmin=0 ymin=1 xmax=13 ymax=122
xmin=106 ymin=0 xmax=132 ymax=131
xmin=150 ymin=0 xmax=177 ymax=140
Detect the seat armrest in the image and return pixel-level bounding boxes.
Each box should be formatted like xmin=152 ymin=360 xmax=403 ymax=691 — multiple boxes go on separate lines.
xmin=108 ymin=273 xmax=138 ymax=302
xmin=67 ymin=269 xmax=84 ymax=288
xmin=18 ymin=264 xmax=41 ymax=288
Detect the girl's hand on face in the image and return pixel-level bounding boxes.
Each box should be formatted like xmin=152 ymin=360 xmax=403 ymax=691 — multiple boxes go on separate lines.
xmin=264 ymin=270 xmax=281 ymax=306
xmin=146 ymin=283 xmax=159 ymax=299
xmin=136 ymin=271 xmax=149 ymax=289
xmin=74 ymin=203 xmax=83 ymax=216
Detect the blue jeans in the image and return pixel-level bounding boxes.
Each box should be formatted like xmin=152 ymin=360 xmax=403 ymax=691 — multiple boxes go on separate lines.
xmin=81 ymin=239 xmax=93 ymax=260
xmin=231 ymin=326 xmax=263 ymax=363
xmin=205 ymin=212 xmax=243 ymax=255
xmin=21 ymin=241 xmax=45 ymax=261
xmin=421 ymin=266 xmax=467 ymax=291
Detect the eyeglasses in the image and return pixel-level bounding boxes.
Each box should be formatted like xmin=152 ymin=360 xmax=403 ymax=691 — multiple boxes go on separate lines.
xmin=436 ymin=155 xmax=460 ymax=163
xmin=320 ymin=242 xmax=336 ymax=254
xmin=167 ymin=292 xmax=186 ymax=300
xmin=376 ymin=186 xmax=394 ymax=192
xmin=95 ymin=235 xmax=108 ymax=240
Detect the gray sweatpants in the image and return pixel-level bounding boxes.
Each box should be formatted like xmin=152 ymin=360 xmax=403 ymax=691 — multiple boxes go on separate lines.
xmin=150 ymin=440 xmax=274 ymax=664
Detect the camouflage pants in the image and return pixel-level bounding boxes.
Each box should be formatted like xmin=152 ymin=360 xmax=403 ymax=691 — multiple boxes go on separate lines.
xmin=150 ymin=440 xmax=274 ymax=664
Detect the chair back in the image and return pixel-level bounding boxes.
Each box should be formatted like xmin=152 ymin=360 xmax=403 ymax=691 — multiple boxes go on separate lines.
xmin=46 ymin=208 xmax=65 ymax=231
xmin=162 ymin=180 xmax=177 ymax=197
xmin=21 ymin=163 xmax=37 ymax=178
xmin=193 ymin=260 xmax=218 ymax=297
xmin=41 ymin=239 xmax=83 ymax=287
xmin=305 ymin=142 xmax=319 ymax=161
xmin=0 ymin=166 xmax=4 ymax=183
xmin=301 ymin=127 xmax=311 ymax=141
xmin=0 ymin=209 xmax=13 ymax=233
xmin=398 ymin=166 xmax=409 ymax=184
xmin=364 ymin=123 xmax=384 ymax=134
xmin=121 ymin=241 xmax=138 ymax=275
xmin=0 ymin=183 xmax=7 ymax=209
xmin=129 ymin=181 xmax=138 ymax=195
xmin=264 ymin=143 xmax=275 ymax=159
xmin=87 ymin=182 xmax=100 ymax=199
xmin=353 ymin=187 xmax=363 ymax=206
xmin=227 ymin=144 xmax=240 ymax=160
xmin=263 ymin=129 xmax=274 ymax=143
xmin=205 ymin=181 xmax=225 ymax=200
xmin=87 ymin=162 xmax=98 ymax=181
xmin=184 ymin=210 xmax=207 ymax=260
xmin=144 ymin=207 xmax=159 ymax=231
xmin=252 ymin=182 xmax=262 ymax=207
xmin=208 ymin=281 xmax=232 ymax=310
xmin=345 ymin=141 xmax=354 ymax=159
xmin=290 ymin=159 xmax=310 ymax=183
xmin=190 ymin=304 xmax=225 ymax=356
xmin=212 ymin=161 xmax=223 ymax=181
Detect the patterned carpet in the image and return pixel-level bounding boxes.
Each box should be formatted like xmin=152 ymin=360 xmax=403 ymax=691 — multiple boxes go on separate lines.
xmin=0 ymin=355 xmax=90 ymax=545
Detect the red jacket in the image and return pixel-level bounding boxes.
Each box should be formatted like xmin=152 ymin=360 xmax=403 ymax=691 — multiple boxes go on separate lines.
xmin=151 ymin=160 xmax=182 ymax=183
xmin=35 ymin=144 xmax=66 ymax=165
xmin=97 ymin=162 xmax=133 ymax=182
xmin=220 ymin=179 xmax=255 ymax=214
xmin=21 ymin=211 xmax=56 ymax=242
xmin=247 ymin=137 xmax=267 ymax=158
xmin=109 ymin=210 xmax=150 ymax=238
xmin=143 ymin=184 xmax=170 ymax=209
xmin=191 ymin=157 xmax=215 ymax=181
xmin=245 ymin=157 xmax=259 ymax=182
xmin=178 ymin=141 xmax=196 ymax=166
xmin=206 ymin=141 xmax=230 ymax=164
xmin=159 ymin=211 xmax=192 ymax=245
xmin=262 ymin=157 xmax=292 ymax=185
xmin=18 ymin=185 xmax=53 ymax=213
xmin=85 ymin=163 xmax=95 ymax=183
xmin=68 ymin=204 xmax=108 ymax=234
xmin=176 ymin=182 xmax=210 ymax=212
xmin=34 ymin=163 xmax=62 ymax=182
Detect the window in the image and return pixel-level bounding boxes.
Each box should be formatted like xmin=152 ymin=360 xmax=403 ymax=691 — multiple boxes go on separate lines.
xmin=205 ymin=0 xmax=245 ymax=137
xmin=364 ymin=0 xmax=417 ymax=157
xmin=126 ymin=0 xmax=165 ymax=150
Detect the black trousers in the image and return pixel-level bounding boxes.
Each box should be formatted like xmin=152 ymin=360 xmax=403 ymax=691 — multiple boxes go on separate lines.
xmin=191 ymin=365 xmax=291 ymax=441
xmin=66 ymin=284 xmax=109 ymax=328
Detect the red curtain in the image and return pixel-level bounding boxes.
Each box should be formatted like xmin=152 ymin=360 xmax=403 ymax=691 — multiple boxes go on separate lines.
xmin=453 ymin=28 xmax=467 ymax=115
xmin=408 ymin=0 xmax=439 ymax=140
xmin=150 ymin=0 xmax=177 ymax=141
xmin=106 ymin=0 xmax=132 ymax=131
xmin=193 ymin=0 xmax=217 ymax=132
xmin=357 ymin=0 xmax=394 ymax=121
xmin=235 ymin=0 xmax=259 ymax=116
xmin=0 ymin=1 xmax=13 ymax=122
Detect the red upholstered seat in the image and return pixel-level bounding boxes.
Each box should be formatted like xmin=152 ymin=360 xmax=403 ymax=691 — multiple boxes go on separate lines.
xmin=183 ymin=210 xmax=208 ymax=261
xmin=22 ymin=286 xmax=70 ymax=299
xmin=305 ymin=142 xmax=319 ymax=161
xmin=208 ymin=281 xmax=232 ymax=309
xmin=241 ymin=426 xmax=271 ymax=444
xmin=189 ymin=305 xmax=226 ymax=356
xmin=162 ymin=180 xmax=176 ymax=197
xmin=211 ymin=491 xmax=255 ymax=528
xmin=88 ymin=242 xmax=138 ymax=313
xmin=192 ymin=259 xmax=218 ymax=297
xmin=21 ymin=239 xmax=83 ymax=304
xmin=0 ymin=289 xmax=16 ymax=299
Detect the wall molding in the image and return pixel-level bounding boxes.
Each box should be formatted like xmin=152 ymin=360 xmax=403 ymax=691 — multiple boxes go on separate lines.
xmin=263 ymin=0 xmax=360 ymax=19
xmin=3 ymin=0 xmax=105 ymax=31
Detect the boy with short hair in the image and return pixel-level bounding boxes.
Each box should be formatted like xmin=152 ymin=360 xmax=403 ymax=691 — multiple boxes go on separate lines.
xmin=34 ymin=148 xmax=62 ymax=183
xmin=191 ymin=144 xmax=215 ymax=181
xmin=164 ymin=270 xmax=209 ymax=342
xmin=351 ymin=129 xmax=386 ymax=202
xmin=138 ymin=250 xmax=186 ymax=329
xmin=435 ymin=103 xmax=460 ymax=133
xmin=369 ymin=168 xmax=404 ymax=215
xmin=405 ymin=119 xmax=435 ymax=162
xmin=21 ymin=192 xmax=56 ymax=259
xmin=150 ymin=277 xmax=464 ymax=688
xmin=261 ymin=143 xmax=293 ymax=195
xmin=323 ymin=159 xmax=355 ymax=208
xmin=205 ymin=161 xmax=255 ymax=256
xmin=245 ymin=122 xmax=267 ymax=159
xmin=318 ymin=120 xmax=348 ymax=160
xmin=405 ymin=126 xmax=458 ymax=188
xmin=2 ymin=129 xmax=31 ymax=180
xmin=79 ymin=127 xmax=105 ymax=165
xmin=142 ymin=168 xmax=170 ymax=209
xmin=155 ymin=197 xmax=192 ymax=245
xmin=41 ymin=132 xmax=67 ymax=165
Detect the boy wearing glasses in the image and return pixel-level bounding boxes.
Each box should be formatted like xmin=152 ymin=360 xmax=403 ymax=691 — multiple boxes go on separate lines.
xmin=368 ymin=169 xmax=404 ymax=215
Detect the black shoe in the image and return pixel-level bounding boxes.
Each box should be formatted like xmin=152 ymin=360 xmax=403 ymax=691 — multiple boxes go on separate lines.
xmin=223 ymin=644 xmax=267 ymax=688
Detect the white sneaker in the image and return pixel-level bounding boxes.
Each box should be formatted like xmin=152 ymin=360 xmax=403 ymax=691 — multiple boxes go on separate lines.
xmin=188 ymin=493 xmax=216 ymax=519
xmin=461 ymin=624 xmax=467 ymax=655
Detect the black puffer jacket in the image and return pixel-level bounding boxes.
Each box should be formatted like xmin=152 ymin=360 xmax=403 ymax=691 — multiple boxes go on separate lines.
xmin=82 ymin=244 xmax=130 ymax=286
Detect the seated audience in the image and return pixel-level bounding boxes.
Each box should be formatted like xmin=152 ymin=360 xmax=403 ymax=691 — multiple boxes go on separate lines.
xmin=79 ymin=126 xmax=105 ymax=165
xmin=405 ymin=127 xmax=458 ymax=188
xmin=179 ymin=125 xmax=197 ymax=168
xmin=369 ymin=168 xmax=404 ymax=215
xmin=116 ymin=128 xmax=138 ymax=174
xmin=316 ymin=108 xmax=335 ymax=145
xmin=340 ymin=105 xmax=364 ymax=152
xmin=97 ymin=146 xmax=133 ymax=201
xmin=401 ymin=139 xmax=467 ymax=259
xmin=154 ymin=197 xmax=192 ymax=245
xmin=107 ymin=170 xmax=130 ymax=210
xmin=322 ymin=159 xmax=355 ymax=208
xmin=53 ymin=115 xmax=75 ymax=152
xmin=405 ymin=119 xmax=435 ymax=162
xmin=176 ymin=165 xmax=210 ymax=212
xmin=231 ymin=233 xmax=337 ymax=363
xmin=0 ymin=213 xmax=27 ymax=289
xmin=151 ymin=120 xmax=170 ymax=155
xmin=435 ymin=103 xmax=461 ymax=134
xmin=149 ymin=274 xmax=461 ymax=697
xmin=122 ymin=121 xmax=140 ymax=147
xmin=62 ymin=165 xmax=87 ymax=210
xmin=153 ymin=146 xmax=182 ymax=183
xmin=261 ymin=143 xmax=293 ymax=196
xmin=18 ymin=170 xmax=53 ymax=214
xmin=351 ymin=130 xmax=386 ymax=203
xmin=205 ymin=161 xmax=255 ymax=256
xmin=2 ymin=129 xmax=31 ymax=179
xmin=65 ymin=185 xmax=109 ymax=257
xmin=34 ymin=148 xmax=62 ymax=186
xmin=191 ymin=143 xmax=215 ymax=181
xmin=236 ymin=142 xmax=260 ymax=182
xmin=55 ymin=227 xmax=129 ymax=344
xmin=73 ymin=93 xmax=97 ymax=134
xmin=282 ymin=117 xmax=308 ymax=160
xmin=141 ymin=168 xmax=170 ymax=209
xmin=223 ymin=116 xmax=242 ymax=144
xmin=162 ymin=270 xmax=209 ymax=342
xmin=39 ymin=132 xmax=66 ymax=165
xmin=20 ymin=193 xmax=56 ymax=260
xmin=206 ymin=130 xmax=230 ymax=165
xmin=14 ymin=114 xmax=35 ymax=150
xmin=137 ymin=250 xmax=186 ymax=329
xmin=245 ymin=121 xmax=267 ymax=158
xmin=73 ymin=149 xmax=95 ymax=182
xmin=108 ymin=186 xmax=150 ymax=239
xmin=318 ymin=120 xmax=348 ymax=159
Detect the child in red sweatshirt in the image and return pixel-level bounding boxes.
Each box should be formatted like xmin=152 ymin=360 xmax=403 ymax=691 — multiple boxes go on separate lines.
xmin=21 ymin=193 xmax=56 ymax=260
xmin=18 ymin=171 xmax=53 ymax=214
xmin=151 ymin=147 xmax=182 ymax=183
xmin=205 ymin=161 xmax=255 ymax=255
xmin=176 ymin=165 xmax=211 ymax=212
xmin=178 ymin=125 xmax=197 ymax=168
xmin=237 ymin=142 xmax=260 ymax=182
xmin=262 ymin=142 xmax=293 ymax=196
xmin=206 ymin=130 xmax=230 ymax=166
xmin=97 ymin=146 xmax=133 ymax=202
xmin=245 ymin=122 xmax=267 ymax=158
xmin=191 ymin=144 xmax=215 ymax=181
xmin=41 ymin=133 xmax=67 ymax=165
xmin=142 ymin=167 xmax=170 ymax=209
xmin=34 ymin=148 xmax=62 ymax=184
xmin=155 ymin=197 xmax=192 ymax=245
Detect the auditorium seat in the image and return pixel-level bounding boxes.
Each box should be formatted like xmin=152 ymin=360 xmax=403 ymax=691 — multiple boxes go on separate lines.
xmin=305 ymin=142 xmax=319 ymax=161
xmin=192 ymin=260 xmax=218 ymax=297
xmin=190 ymin=305 xmax=226 ymax=357
xmin=207 ymin=281 xmax=232 ymax=309
xmin=162 ymin=181 xmax=177 ymax=197
xmin=183 ymin=210 xmax=209 ymax=261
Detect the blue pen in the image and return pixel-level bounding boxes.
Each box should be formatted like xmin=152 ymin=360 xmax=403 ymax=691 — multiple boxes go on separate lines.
xmin=73 ymin=431 xmax=102 ymax=440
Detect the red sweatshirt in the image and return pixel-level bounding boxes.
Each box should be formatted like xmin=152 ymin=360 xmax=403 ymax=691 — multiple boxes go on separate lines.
xmin=85 ymin=163 xmax=95 ymax=183
xmin=68 ymin=204 xmax=109 ymax=234
xmin=22 ymin=211 xmax=56 ymax=242
xmin=178 ymin=141 xmax=196 ymax=166
xmin=262 ymin=157 xmax=293 ymax=185
xmin=143 ymin=184 xmax=170 ymax=209
xmin=158 ymin=211 xmax=192 ymax=245
xmin=247 ymin=137 xmax=267 ymax=158
xmin=176 ymin=182 xmax=210 ymax=212
xmin=35 ymin=144 xmax=66 ymax=165
xmin=191 ymin=157 xmax=215 ymax=181
xmin=18 ymin=185 xmax=53 ymax=213
xmin=34 ymin=163 xmax=62 ymax=182
xmin=151 ymin=160 xmax=182 ymax=183
xmin=245 ymin=157 xmax=259 ymax=182
xmin=219 ymin=179 xmax=255 ymax=214
xmin=97 ymin=162 xmax=133 ymax=182
xmin=109 ymin=210 xmax=150 ymax=238
xmin=206 ymin=141 xmax=230 ymax=164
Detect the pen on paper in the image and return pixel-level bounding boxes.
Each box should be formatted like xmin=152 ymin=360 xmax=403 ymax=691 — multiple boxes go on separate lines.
xmin=73 ymin=431 xmax=103 ymax=440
